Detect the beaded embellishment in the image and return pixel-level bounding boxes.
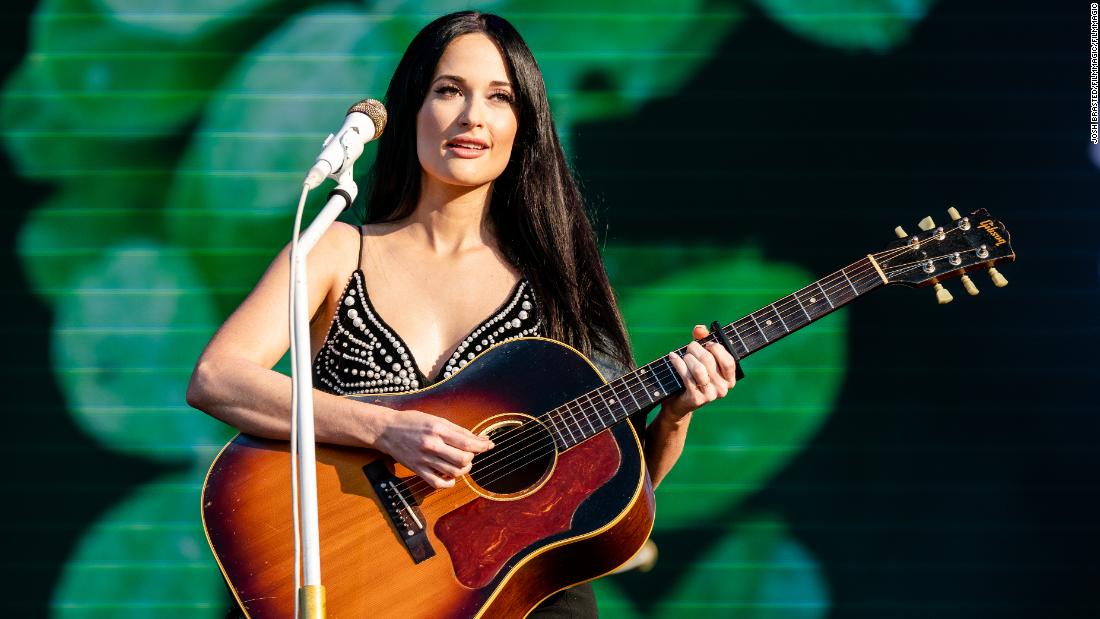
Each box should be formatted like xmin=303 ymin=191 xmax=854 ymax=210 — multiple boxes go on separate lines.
xmin=312 ymin=270 xmax=541 ymax=395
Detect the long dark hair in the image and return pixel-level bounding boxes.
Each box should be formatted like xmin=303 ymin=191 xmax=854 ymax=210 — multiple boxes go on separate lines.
xmin=362 ymin=11 xmax=634 ymax=370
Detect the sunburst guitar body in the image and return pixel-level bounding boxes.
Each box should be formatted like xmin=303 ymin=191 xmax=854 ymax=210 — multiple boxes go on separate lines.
xmin=202 ymin=339 xmax=654 ymax=618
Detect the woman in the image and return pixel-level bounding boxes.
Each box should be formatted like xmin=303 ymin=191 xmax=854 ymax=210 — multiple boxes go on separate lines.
xmin=187 ymin=11 xmax=737 ymax=617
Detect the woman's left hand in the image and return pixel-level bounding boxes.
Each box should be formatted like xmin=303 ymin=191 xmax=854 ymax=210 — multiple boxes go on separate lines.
xmin=662 ymin=324 xmax=738 ymax=422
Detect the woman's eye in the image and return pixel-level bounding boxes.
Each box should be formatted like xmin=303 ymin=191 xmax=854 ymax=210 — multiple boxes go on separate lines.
xmin=435 ymin=85 xmax=461 ymax=96
xmin=491 ymin=91 xmax=514 ymax=103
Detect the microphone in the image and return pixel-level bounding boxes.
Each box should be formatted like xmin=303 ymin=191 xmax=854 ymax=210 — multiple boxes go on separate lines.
xmin=304 ymin=98 xmax=388 ymax=189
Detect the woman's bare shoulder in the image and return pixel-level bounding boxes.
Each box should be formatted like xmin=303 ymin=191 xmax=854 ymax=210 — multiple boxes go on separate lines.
xmin=312 ymin=221 xmax=362 ymax=266
xmin=325 ymin=220 xmax=363 ymax=247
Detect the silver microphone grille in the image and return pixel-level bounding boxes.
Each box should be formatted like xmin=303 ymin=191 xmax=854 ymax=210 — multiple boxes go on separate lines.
xmin=347 ymin=98 xmax=387 ymax=140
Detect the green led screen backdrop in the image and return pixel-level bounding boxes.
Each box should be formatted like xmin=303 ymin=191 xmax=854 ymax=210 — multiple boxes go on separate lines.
xmin=0 ymin=1 xmax=1096 ymax=617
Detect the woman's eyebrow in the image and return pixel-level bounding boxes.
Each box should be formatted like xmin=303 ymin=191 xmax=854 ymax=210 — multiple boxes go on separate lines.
xmin=432 ymin=74 xmax=512 ymax=88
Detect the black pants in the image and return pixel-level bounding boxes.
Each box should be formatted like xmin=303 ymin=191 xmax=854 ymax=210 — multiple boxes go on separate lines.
xmin=529 ymin=583 xmax=598 ymax=618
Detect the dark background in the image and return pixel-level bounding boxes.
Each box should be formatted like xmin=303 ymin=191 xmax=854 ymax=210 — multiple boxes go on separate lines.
xmin=1 ymin=1 xmax=1097 ymax=617
xmin=591 ymin=3 xmax=1100 ymax=617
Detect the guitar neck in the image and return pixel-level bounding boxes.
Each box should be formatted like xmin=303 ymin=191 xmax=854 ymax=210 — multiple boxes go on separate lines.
xmin=545 ymin=256 xmax=887 ymax=450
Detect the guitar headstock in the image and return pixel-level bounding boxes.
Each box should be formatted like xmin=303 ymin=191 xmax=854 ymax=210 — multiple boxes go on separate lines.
xmin=875 ymin=207 xmax=1015 ymax=303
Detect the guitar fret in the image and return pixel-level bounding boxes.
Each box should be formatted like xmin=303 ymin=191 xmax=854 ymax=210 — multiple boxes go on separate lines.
xmin=547 ymin=411 xmax=567 ymax=448
xmin=627 ymin=370 xmax=653 ymax=409
xmin=728 ymin=323 xmax=749 ymax=355
xmin=578 ymin=393 xmax=595 ymax=437
xmin=748 ymin=311 xmax=769 ymax=342
xmin=556 ymin=407 xmax=577 ymax=447
xmin=823 ymin=274 xmax=848 ymax=305
xmin=652 ymin=366 xmax=670 ymax=396
xmin=639 ymin=366 xmax=662 ymax=401
xmin=565 ymin=401 xmax=585 ymax=445
xmin=622 ymin=376 xmax=643 ymax=417
xmin=815 ymin=281 xmax=834 ymax=309
xmin=655 ymin=358 xmax=683 ymax=394
xmin=598 ymin=393 xmax=613 ymax=434
xmin=609 ymin=381 xmax=631 ymax=419
xmin=598 ymin=382 xmax=624 ymax=426
xmin=770 ymin=303 xmax=790 ymax=333
xmin=593 ymin=389 xmax=613 ymax=429
xmin=580 ymin=394 xmax=597 ymax=435
xmin=632 ymin=368 xmax=651 ymax=403
xmin=840 ymin=266 xmax=860 ymax=296
xmin=793 ymin=291 xmax=812 ymax=321
xmin=583 ymin=391 xmax=600 ymax=431
xmin=739 ymin=317 xmax=765 ymax=351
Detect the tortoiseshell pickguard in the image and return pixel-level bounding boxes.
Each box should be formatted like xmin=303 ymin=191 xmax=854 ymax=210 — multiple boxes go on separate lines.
xmin=434 ymin=431 xmax=621 ymax=589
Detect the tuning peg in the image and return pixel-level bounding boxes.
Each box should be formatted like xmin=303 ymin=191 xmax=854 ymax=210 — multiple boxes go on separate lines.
xmin=918 ymin=216 xmax=936 ymax=231
xmin=988 ymin=267 xmax=1008 ymax=287
xmin=894 ymin=226 xmax=908 ymax=239
xmin=960 ymin=274 xmax=979 ymax=296
xmin=933 ymin=283 xmax=954 ymax=304
xmin=947 ymin=207 xmax=961 ymax=221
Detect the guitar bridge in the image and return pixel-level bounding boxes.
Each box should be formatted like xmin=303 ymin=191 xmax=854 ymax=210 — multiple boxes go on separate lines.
xmin=363 ymin=461 xmax=436 ymax=563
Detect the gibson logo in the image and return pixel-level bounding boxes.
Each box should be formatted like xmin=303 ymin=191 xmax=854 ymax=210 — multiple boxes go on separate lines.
xmin=978 ymin=219 xmax=1006 ymax=247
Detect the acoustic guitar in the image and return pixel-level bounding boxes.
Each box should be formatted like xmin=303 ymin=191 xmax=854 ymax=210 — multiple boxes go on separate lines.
xmin=202 ymin=208 xmax=1015 ymax=617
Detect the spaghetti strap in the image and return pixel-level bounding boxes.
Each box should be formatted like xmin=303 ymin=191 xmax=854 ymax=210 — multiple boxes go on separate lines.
xmin=357 ymin=225 xmax=365 ymax=270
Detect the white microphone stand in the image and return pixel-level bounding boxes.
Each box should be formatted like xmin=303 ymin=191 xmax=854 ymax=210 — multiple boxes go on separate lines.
xmin=289 ymin=165 xmax=358 ymax=619
xmin=286 ymin=97 xmax=382 ymax=619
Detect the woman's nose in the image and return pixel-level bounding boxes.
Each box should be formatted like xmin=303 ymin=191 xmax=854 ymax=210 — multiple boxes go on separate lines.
xmin=459 ymin=98 xmax=485 ymax=128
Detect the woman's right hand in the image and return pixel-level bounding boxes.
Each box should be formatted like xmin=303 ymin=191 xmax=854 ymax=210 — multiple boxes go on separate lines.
xmin=373 ymin=409 xmax=494 ymax=489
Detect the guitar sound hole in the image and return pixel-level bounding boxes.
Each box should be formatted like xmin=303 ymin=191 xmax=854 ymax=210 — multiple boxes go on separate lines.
xmin=470 ymin=420 xmax=555 ymax=495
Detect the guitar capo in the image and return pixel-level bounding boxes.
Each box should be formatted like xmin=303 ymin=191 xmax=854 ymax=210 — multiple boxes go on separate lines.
xmin=709 ymin=320 xmax=745 ymax=381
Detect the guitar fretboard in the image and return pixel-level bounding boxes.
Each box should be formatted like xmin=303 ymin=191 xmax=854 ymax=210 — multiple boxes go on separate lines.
xmin=544 ymin=256 xmax=885 ymax=450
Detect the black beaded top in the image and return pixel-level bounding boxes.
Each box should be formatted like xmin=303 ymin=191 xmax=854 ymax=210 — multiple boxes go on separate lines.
xmin=312 ymin=262 xmax=541 ymax=396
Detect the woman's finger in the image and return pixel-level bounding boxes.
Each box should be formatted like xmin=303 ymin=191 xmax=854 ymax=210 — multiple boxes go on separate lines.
xmin=667 ymin=352 xmax=692 ymax=387
xmin=670 ymin=351 xmax=709 ymax=396
xmin=425 ymin=455 xmax=468 ymax=479
xmin=685 ymin=341 xmax=718 ymax=378
xmin=415 ymin=465 xmax=454 ymax=489
xmin=685 ymin=353 xmax=711 ymax=391
xmin=437 ymin=419 xmax=494 ymax=453
xmin=706 ymin=342 xmax=738 ymax=385
xmin=433 ymin=442 xmax=476 ymax=471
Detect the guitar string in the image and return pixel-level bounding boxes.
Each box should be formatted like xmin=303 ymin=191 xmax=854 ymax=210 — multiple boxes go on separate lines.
xmin=388 ymin=257 xmax=900 ymax=498
xmin=393 ymin=248 xmax=898 ymax=494
xmin=389 ymin=260 xmax=883 ymax=497
xmin=867 ymin=246 xmax=993 ymax=275
xmin=403 ymin=241 xmax=934 ymax=491
xmin=444 ymin=242 xmax=993 ymax=498
xmin=714 ymin=230 xmax=974 ymax=353
xmin=388 ymin=231 xmax=983 ymax=497
xmin=388 ymin=245 xmax=948 ymax=498
xmin=716 ymin=226 xmax=983 ymax=356
xmin=425 ymin=259 xmax=896 ymax=494
xmin=389 ymin=248 xmax=960 ymax=500
xmin=433 ymin=255 xmax=956 ymax=500
xmin=391 ymin=261 xmax=915 ymax=503
xmin=426 ymin=228 xmax=959 ymax=484
xmin=435 ymin=240 xmax=991 ymax=500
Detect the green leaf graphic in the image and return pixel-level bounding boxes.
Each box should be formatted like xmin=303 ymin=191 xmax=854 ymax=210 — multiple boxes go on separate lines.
xmin=595 ymin=513 xmax=829 ymax=619
xmin=755 ymin=0 xmax=934 ymax=51
xmin=49 ymin=240 xmax=232 ymax=460
xmin=51 ymin=470 xmax=228 ymax=619
xmin=613 ymin=245 xmax=846 ymax=526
